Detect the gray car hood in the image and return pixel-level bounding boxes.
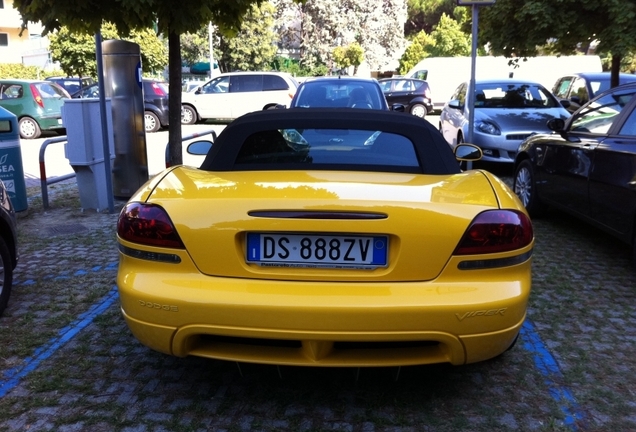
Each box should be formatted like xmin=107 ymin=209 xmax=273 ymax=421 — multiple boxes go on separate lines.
xmin=475 ymin=107 xmax=570 ymax=132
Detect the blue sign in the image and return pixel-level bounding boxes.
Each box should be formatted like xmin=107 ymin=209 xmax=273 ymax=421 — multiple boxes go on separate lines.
xmin=136 ymin=61 xmax=143 ymax=88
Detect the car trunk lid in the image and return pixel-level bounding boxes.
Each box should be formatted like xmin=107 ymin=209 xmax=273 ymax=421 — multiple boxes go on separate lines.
xmin=148 ymin=168 xmax=500 ymax=282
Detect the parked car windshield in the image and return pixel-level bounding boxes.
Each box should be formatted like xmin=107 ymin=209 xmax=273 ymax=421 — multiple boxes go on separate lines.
xmin=475 ymin=83 xmax=559 ymax=108
xmin=571 ymin=91 xmax=636 ymax=134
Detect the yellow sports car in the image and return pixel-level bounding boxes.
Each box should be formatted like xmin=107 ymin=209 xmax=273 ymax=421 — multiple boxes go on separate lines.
xmin=117 ymin=108 xmax=533 ymax=367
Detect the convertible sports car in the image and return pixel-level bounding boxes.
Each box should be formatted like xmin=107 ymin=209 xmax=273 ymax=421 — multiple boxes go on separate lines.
xmin=117 ymin=108 xmax=534 ymax=367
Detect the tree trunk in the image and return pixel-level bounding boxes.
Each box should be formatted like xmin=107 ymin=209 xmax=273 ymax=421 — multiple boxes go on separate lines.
xmin=611 ymin=54 xmax=621 ymax=88
xmin=168 ymin=30 xmax=183 ymax=166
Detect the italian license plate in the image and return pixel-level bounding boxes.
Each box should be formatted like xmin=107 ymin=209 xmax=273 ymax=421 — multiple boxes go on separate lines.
xmin=246 ymin=233 xmax=388 ymax=269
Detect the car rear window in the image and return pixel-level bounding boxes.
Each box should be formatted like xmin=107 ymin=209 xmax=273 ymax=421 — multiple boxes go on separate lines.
xmin=263 ymin=75 xmax=290 ymax=91
xmin=295 ymin=82 xmax=385 ymax=109
xmin=35 ymin=83 xmax=69 ymax=99
xmin=231 ymin=75 xmax=263 ymax=92
xmin=234 ymin=128 xmax=419 ymax=170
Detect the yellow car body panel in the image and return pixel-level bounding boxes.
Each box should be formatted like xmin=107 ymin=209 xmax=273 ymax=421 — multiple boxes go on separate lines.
xmin=117 ymin=244 xmax=531 ymax=366
xmin=117 ymin=164 xmax=533 ymax=367
xmin=138 ymin=167 xmax=502 ymax=282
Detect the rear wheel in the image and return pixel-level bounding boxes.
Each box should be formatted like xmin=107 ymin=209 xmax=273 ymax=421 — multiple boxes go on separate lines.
xmin=19 ymin=117 xmax=41 ymax=139
xmin=181 ymin=105 xmax=197 ymax=125
xmin=144 ymin=111 xmax=161 ymax=133
xmin=0 ymin=237 xmax=14 ymax=317
xmin=514 ymin=159 xmax=545 ymax=217
xmin=410 ymin=103 xmax=427 ymax=118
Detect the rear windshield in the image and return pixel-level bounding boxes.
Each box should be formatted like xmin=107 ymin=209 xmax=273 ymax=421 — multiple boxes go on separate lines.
xmin=234 ymin=128 xmax=419 ymax=170
xmin=35 ymin=83 xmax=69 ymax=99
xmin=294 ymin=82 xmax=385 ymax=109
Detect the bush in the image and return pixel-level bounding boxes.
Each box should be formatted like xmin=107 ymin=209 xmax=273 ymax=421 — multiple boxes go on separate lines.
xmin=0 ymin=64 xmax=65 ymax=80
xmin=270 ymin=56 xmax=328 ymax=78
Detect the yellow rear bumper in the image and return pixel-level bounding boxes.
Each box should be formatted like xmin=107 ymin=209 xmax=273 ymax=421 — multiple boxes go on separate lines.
xmin=122 ymin=310 xmax=524 ymax=366
xmin=117 ymin=249 xmax=531 ymax=366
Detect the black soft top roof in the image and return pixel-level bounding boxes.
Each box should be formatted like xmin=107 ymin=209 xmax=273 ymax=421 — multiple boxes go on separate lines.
xmin=199 ymin=108 xmax=461 ymax=175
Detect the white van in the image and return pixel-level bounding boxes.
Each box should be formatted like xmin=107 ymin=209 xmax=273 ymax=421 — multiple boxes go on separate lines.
xmin=406 ymin=55 xmax=602 ymax=111
xmin=181 ymin=71 xmax=299 ymax=124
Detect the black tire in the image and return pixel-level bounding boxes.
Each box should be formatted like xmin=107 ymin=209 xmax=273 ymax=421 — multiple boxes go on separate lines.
xmin=0 ymin=237 xmax=15 ymax=317
xmin=181 ymin=105 xmax=198 ymax=125
xmin=410 ymin=103 xmax=427 ymax=118
xmin=506 ymin=333 xmax=519 ymax=352
xmin=144 ymin=111 xmax=161 ymax=133
xmin=19 ymin=117 xmax=41 ymax=139
xmin=514 ymin=159 xmax=545 ymax=217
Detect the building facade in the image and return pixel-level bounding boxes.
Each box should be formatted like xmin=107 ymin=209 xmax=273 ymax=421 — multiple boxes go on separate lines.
xmin=0 ymin=0 xmax=52 ymax=69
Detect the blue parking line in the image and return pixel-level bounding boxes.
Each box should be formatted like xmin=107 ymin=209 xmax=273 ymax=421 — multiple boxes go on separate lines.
xmin=520 ymin=320 xmax=587 ymax=430
xmin=0 ymin=286 xmax=119 ymax=398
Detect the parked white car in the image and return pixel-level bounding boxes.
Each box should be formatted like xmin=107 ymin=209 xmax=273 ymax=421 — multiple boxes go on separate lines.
xmin=181 ymin=71 xmax=299 ymax=124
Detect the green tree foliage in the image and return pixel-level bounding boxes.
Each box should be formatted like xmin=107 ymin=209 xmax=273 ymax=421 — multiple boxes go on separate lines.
xmin=48 ymin=23 xmax=168 ymax=78
xmin=217 ymin=3 xmax=278 ymax=72
xmin=405 ymin=0 xmax=457 ymax=37
xmin=398 ymin=13 xmax=469 ymax=75
xmin=427 ymin=13 xmax=470 ymax=57
xmin=478 ymin=0 xmax=636 ymax=87
xmin=398 ymin=31 xmax=434 ymax=75
xmin=13 ymin=0 xmax=283 ymax=165
xmin=272 ymin=0 xmax=406 ymax=74
xmin=181 ymin=28 xmax=210 ymax=67
xmin=332 ymin=42 xmax=364 ymax=75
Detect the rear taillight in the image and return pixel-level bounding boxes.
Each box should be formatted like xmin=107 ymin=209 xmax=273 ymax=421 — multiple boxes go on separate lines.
xmin=117 ymin=202 xmax=184 ymax=249
xmin=30 ymin=84 xmax=44 ymax=108
xmin=150 ymin=82 xmax=167 ymax=96
xmin=454 ymin=210 xmax=533 ymax=255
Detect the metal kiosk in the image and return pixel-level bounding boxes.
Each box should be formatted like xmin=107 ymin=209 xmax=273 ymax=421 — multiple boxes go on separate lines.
xmin=0 ymin=107 xmax=27 ymax=212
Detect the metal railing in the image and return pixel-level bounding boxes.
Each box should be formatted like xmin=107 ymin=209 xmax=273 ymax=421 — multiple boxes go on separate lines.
xmin=39 ymin=129 xmax=219 ymax=209
xmin=39 ymin=136 xmax=75 ymax=209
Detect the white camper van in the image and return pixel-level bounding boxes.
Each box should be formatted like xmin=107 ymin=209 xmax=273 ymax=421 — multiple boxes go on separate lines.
xmin=407 ymin=55 xmax=602 ymax=111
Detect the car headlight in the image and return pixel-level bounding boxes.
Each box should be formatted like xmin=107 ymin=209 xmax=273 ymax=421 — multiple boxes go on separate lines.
xmin=475 ymin=121 xmax=501 ymax=135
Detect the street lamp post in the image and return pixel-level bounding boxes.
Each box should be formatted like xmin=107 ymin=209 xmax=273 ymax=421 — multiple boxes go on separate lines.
xmin=456 ymin=0 xmax=495 ymax=169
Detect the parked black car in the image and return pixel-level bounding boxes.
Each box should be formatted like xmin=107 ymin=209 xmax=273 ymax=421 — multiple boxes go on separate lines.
xmin=378 ymin=77 xmax=433 ymax=118
xmin=513 ymin=82 xmax=636 ymax=265
xmin=552 ymin=72 xmax=636 ymax=113
xmin=72 ymin=79 xmax=169 ymax=133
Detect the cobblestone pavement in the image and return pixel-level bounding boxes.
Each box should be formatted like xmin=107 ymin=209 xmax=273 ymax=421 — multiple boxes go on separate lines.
xmin=1 ymin=173 xmax=635 ymax=432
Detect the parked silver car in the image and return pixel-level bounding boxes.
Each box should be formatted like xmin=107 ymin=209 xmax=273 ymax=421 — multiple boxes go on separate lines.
xmin=439 ymin=79 xmax=571 ymax=163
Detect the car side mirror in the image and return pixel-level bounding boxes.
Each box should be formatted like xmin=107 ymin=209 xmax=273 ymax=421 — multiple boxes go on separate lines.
xmin=547 ymin=118 xmax=565 ymax=132
xmin=570 ymin=96 xmax=581 ymax=104
xmin=187 ymin=140 xmax=213 ymax=155
xmin=448 ymin=99 xmax=463 ymax=110
xmin=454 ymin=143 xmax=482 ymax=161
xmin=559 ymin=99 xmax=571 ymax=109
xmin=391 ymin=103 xmax=405 ymax=112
